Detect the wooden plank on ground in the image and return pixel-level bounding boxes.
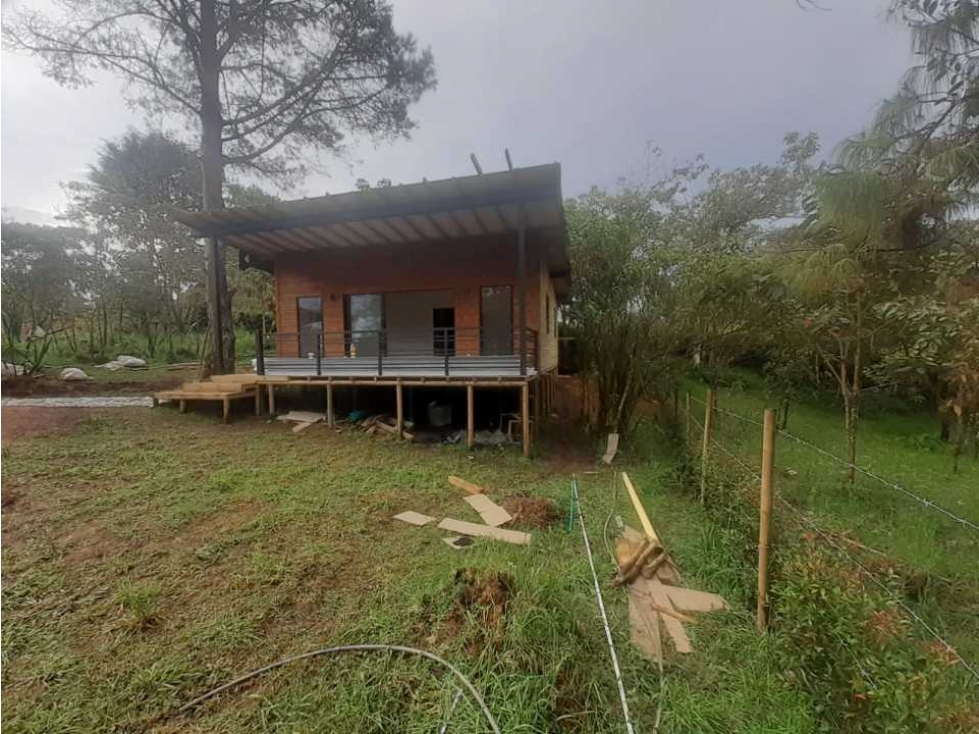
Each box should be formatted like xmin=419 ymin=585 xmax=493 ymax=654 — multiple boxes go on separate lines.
xmin=628 ymin=583 xmax=663 ymax=664
xmin=463 ymin=494 xmax=513 ymax=527
xmin=437 ymin=518 xmax=531 ymax=546
xmin=662 ymin=585 xmax=728 ymax=613
xmin=393 ymin=511 xmax=436 ymax=526
xmin=292 ymin=422 xmax=315 ymax=434
xmin=276 ymin=411 xmax=325 ymax=424
xmin=643 ymin=578 xmax=693 ymax=654
xmin=448 ymin=475 xmax=484 ymax=495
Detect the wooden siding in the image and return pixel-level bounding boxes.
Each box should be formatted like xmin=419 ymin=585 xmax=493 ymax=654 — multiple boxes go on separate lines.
xmin=272 ymin=233 xmax=558 ymax=361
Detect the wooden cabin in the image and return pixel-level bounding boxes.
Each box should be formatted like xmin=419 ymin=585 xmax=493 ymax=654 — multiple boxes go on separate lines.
xmin=173 ymin=164 xmax=570 ymax=455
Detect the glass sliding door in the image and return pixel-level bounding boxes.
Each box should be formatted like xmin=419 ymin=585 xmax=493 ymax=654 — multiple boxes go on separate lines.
xmin=480 ymin=285 xmax=512 ymax=355
xmin=344 ymin=293 xmax=383 ymax=357
xmin=297 ymin=296 xmax=322 ymax=357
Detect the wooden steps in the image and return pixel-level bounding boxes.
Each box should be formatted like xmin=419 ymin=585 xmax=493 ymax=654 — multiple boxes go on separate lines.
xmin=154 ymin=374 xmax=261 ymax=422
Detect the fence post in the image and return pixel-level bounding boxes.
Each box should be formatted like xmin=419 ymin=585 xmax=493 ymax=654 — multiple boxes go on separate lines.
xmin=757 ymin=408 xmax=776 ymax=632
xmin=699 ymin=387 xmax=715 ymax=504
xmin=685 ymin=392 xmax=691 ymax=445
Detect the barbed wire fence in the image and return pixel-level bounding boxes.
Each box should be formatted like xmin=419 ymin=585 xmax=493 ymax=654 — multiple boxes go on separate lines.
xmin=678 ymin=390 xmax=979 ymax=682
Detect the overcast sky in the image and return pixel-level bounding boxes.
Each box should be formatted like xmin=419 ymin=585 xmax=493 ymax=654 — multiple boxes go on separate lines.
xmin=1 ymin=0 xmax=911 ymax=222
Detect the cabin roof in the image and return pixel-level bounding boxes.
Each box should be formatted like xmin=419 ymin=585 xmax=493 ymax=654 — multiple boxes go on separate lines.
xmin=173 ymin=163 xmax=570 ymax=297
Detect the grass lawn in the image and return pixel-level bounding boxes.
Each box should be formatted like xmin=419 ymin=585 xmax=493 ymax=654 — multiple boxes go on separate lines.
xmin=682 ymin=371 xmax=979 ymax=660
xmin=1 ymin=406 xmax=812 ymax=733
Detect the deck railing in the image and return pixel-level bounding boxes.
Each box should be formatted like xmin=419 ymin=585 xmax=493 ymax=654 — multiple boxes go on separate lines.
xmin=254 ymin=327 xmax=539 ymax=377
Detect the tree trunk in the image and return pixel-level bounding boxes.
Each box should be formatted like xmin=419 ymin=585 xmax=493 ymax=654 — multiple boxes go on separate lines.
xmin=199 ymin=0 xmax=235 ymax=374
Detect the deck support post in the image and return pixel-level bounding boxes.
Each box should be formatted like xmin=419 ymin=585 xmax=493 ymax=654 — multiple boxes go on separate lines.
xmin=255 ymin=388 xmax=262 ymax=416
xmin=396 ymin=379 xmax=404 ymax=439
xmin=267 ymin=384 xmax=276 ymax=415
xmin=521 ymin=383 xmax=531 ymax=458
xmin=534 ymin=379 xmax=542 ymax=435
xmin=179 ymin=399 xmax=187 ymax=414
xmin=467 ymin=384 xmax=475 ymax=449
xmin=517 ymin=222 xmax=527 ymax=376
xmin=222 ymin=396 xmax=231 ymax=423
xmin=327 ymin=382 xmax=334 ymax=427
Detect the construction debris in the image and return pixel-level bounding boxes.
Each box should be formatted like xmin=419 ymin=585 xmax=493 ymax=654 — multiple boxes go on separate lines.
xmin=277 ymin=411 xmax=325 ymax=425
xmin=438 ymin=518 xmax=531 ymax=546
xmin=448 ymin=475 xmax=484 ymax=495
xmin=292 ymin=421 xmax=316 ymax=434
xmin=617 ymin=472 xmax=729 ymax=662
xmin=391 ymin=475 xmax=534 ymax=547
xmin=463 ymin=494 xmax=513 ymax=527
xmin=394 ymin=511 xmax=437 ymax=526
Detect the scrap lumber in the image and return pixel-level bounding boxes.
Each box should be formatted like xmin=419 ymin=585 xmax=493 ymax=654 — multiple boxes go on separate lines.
xmin=292 ymin=422 xmax=315 ymax=434
xmin=621 ymin=473 xmax=660 ymax=544
xmin=276 ymin=411 xmax=325 ymax=424
xmin=614 ymin=542 xmax=661 ymax=587
xmin=463 ymin=494 xmax=513 ymax=527
xmin=448 ymin=475 xmax=484 ymax=495
xmin=628 ymin=584 xmax=663 ymax=664
xmin=642 ymin=578 xmax=692 ymax=654
xmin=658 ymin=582 xmax=728 ymax=613
xmin=437 ymin=518 xmax=531 ymax=546
xmin=601 ymin=433 xmax=620 ymax=465
xmin=393 ymin=511 xmax=436 ymax=526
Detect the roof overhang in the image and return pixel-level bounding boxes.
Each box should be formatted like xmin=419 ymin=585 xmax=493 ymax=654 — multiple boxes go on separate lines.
xmin=173 ymin=163 xmax=571 ymax=299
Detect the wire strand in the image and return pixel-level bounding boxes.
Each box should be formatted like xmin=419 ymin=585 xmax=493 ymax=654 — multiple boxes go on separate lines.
xmin=175 ymin=644 xmax=502 ymax=734
xmin=685 ymin=395 xmax=979 ymax=532
xmin=573 ymin=476 xmax=636 ymax=734
xmin=681 ymin=410 xmax=979 ymax=683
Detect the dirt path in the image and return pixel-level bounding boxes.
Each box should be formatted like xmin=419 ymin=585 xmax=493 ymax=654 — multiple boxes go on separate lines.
xmin=2 ymin=396 xmax=154 ymax=408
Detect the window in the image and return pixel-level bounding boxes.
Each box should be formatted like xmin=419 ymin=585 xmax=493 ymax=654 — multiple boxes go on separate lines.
xmin=297 ymin=296 xmax=322 ymax=357
xmin=344 ymin=293 xmax=384 ymax=356
xmin=480 ymin=285 xmax=512 ymax=355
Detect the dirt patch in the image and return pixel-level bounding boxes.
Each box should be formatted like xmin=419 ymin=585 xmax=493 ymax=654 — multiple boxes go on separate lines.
xmin=1 ymin=406 xmax=100 ymax=445
xmin=2 ymin=373 xmax=184 ymax=397
xmin=503 ymin=495 xmax=562 ymax=529
xmin=62 ymin=520 xmax=129 ymax=566
xmin=415 ymin=568 xmax=514 ymax=656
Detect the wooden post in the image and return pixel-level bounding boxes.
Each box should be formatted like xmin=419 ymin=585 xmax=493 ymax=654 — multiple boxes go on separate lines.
xmin=517 ymin=223 xmax=527 ymax=376
xmin=326 ymin=382 xmax=334 ymax=427
xmin=757 ymin=408 xmax=776 ymax=632
xmin=685 ymin=392 xmax=692 ymax=445
xmin=254 ymin=389 xmax=262 ymax=416
xmin=179 ymin=399 xmax=187 ymax=414
xmin=267 ymin=383 xmax=276 ymax=415
xmin=466 ymin=384 xmax=475 ymax=449
xmin=396 ymin=379 xmax=404 ymax=439
xmin=222 ymin=396 xmax=231 ymax=423
xmin=699 ymin=388 xmax=715 ymax=505
xmin=521 ymin=383 xmax=530 ymax=457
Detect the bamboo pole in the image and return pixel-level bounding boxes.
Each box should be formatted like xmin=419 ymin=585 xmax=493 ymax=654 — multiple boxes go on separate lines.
xmin=757 ymin=408 xmax=776 ymax=632
xmin=699 ymin=387 xmax=715 ymax=504
xmin=621 ymin=472 xmax=660 ymax=544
